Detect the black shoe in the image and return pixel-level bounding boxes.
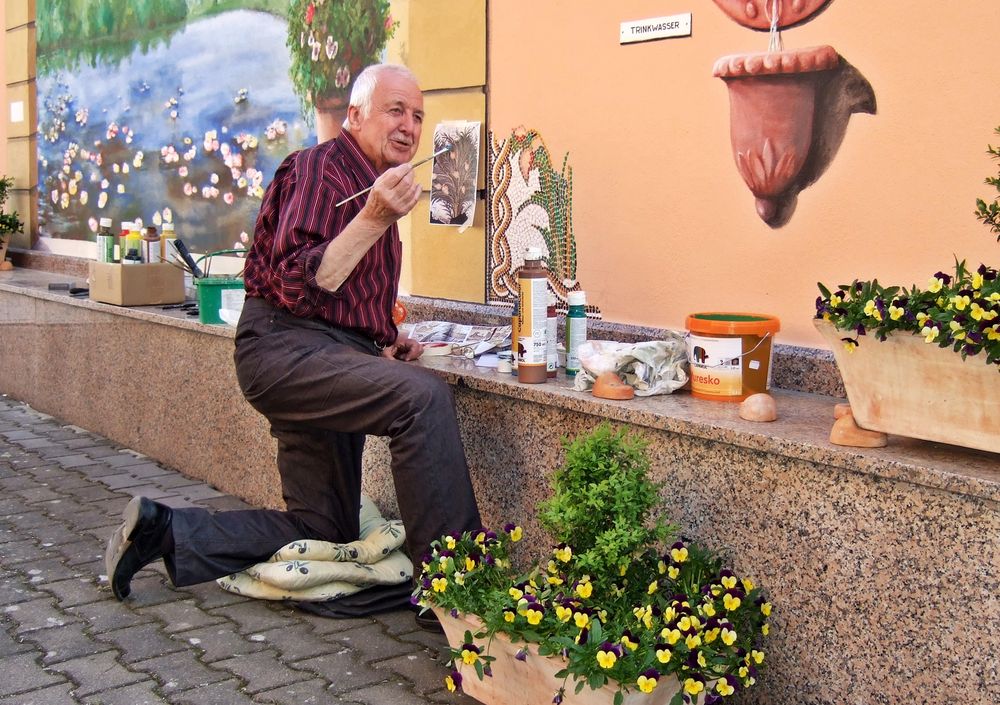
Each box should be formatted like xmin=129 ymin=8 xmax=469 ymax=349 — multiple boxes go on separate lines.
xmin=105 ymin=496 xmax=173 ymax=600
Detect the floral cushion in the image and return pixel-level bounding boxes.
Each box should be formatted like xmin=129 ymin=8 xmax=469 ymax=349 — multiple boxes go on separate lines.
xmin=216 ymin=495 xmax=413 ymax=602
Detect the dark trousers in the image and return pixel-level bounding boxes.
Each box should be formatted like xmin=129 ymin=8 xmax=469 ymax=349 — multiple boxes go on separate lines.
xmin=165 ymin=296 xmax=481 ymax=587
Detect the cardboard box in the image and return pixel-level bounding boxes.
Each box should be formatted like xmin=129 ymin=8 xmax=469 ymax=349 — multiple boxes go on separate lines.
xmin=88 ymin=262 xmax=185 ymax=306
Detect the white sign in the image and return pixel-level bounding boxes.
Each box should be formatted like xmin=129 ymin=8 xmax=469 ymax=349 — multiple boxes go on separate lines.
xmin=620 ymin=13 xmax=692 ymax=44
xmin=9 ymin=101 xmax=24 ymax=124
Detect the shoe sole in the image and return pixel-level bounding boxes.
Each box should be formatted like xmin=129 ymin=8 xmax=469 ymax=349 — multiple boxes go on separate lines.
xmin=105 ymin=496 xmax=144 ymax=600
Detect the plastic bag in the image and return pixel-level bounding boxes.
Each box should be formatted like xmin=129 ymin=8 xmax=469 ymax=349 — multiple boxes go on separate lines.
xmin=572 ymin=334 xmax=689 ymax=396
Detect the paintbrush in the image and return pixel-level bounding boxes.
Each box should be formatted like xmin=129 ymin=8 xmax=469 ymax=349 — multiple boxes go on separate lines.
xmin=335 ymin=145 xmax=451 ymax=208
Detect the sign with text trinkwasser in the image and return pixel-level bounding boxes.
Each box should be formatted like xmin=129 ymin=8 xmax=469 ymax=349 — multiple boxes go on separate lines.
xmin=620 ymin=13 xmax=692 ymax=45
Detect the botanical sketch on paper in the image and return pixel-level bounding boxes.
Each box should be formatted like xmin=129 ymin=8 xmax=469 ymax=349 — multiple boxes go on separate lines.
xmin=430 ymin=121 xmax=481 ymax=230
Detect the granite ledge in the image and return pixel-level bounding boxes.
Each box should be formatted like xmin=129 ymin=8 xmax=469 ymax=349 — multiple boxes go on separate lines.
xmin=3 ymin=268 xmax=997 ymax=505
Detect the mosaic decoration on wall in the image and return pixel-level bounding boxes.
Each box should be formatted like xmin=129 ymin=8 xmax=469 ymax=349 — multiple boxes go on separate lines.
xmin=430 ymin=120 xmax=481 ymax=231
xmin=35 ymin=0 xmax=398 ymax=254
xmin=487 ymin=127 xmax=600 ymax=317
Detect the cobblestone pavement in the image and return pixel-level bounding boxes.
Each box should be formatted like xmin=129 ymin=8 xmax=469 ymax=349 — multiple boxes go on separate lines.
xmin=0 ymin=396 xmax=478 ymax=705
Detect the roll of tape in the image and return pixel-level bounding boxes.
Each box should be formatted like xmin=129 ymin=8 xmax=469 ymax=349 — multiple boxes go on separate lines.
xmin=422 ymin=342 xmax=453 ymax=357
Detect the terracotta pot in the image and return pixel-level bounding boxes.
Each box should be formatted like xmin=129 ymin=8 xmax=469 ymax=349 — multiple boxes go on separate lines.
xmin=433 ymin=608 xmax=683 ymax=705
xmin=814 ymin=319 xmax=1000 ymax=454
xmin=314 ymin=94 xmax=349 ymax=144
xmin=713 ymin=45 xmax=838 ymax=223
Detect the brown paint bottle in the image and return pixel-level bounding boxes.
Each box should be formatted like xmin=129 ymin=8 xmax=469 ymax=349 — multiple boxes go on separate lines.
xmin=517 ymin=247 xmax=548 ymax=384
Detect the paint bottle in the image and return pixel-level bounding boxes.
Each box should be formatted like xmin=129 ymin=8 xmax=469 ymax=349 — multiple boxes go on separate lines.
xmin=546 ymin=292 xmax=558 ymax=378
xmin=96 ymin=218 xmax=115 ymax=263
xmin=122 ymin=248 xmax=142 ymax=265
xmin=161 ymin=223 xmax=177 ymax=265
xmin=565 ymin=290 xmax=587 ymax=377
xmin=125 ymin=223 xmax=143 ymax=263
xmin=517 ymin=247 xmax=548 ymax=384
xmin=143 ymin=226 xmax=161 ymax=263
xmin=119 ymin=221 xmax=132 ymax=262
xmin=510 ymin=298 xmax=520 ymax=374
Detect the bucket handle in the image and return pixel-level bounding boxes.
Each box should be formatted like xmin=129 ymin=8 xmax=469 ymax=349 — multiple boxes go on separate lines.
xmin=194 ymin=249 xmax=247 ymax=279
xmin=684 ymin=331 xmax=773 ymax=369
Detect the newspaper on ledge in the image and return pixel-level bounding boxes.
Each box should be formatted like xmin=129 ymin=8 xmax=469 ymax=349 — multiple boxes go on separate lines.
xmin=400 ymin=321 xmax=512 ymax=357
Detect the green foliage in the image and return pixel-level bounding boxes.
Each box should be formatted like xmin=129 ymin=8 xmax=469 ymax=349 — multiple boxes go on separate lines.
xmin=975 ymin=125 xmax=1000 ymax=242
xmin=0 ymin=177 xmax=24 ymax=245
xmin=285 ymin=0 xmax=397 ymax=120
xmin=538 ymin=423 xmax=672 ymax=593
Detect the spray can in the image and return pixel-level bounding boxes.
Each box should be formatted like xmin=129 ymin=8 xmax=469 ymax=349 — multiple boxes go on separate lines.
xmin=96 ymin=218 xmax=115 ymax=263
xmin=565 ymin=290 xmax=587 ymax=376
xmin=546 ymin=292 xmax=558 ymax=378
xmin=517 ymin=247 xmax=548 ymax=384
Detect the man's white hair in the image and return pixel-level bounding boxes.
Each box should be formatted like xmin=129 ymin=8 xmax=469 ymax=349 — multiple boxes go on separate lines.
xmin=341 ymin=64 xmax=418 ymax=129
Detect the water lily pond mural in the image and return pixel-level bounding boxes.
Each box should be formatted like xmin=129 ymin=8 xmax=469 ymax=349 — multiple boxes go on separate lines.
xmin=36 ymin=0 xmax=391 ymax=254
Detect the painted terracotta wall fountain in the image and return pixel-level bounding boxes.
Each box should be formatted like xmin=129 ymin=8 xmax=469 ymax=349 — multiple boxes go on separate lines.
xmin=712 ymin=0 xmax=874 ymax=226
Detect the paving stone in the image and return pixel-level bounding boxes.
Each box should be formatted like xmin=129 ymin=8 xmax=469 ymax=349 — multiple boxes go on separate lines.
xmin=184 ymin=582 xmax=255 ymax=610
xmin=169 ymin=678 xmax=259 ymax=705
xmin=373 ymin=608 xmax=422 ymax=636
xmin=65 ymin=483 xmax=124 ymax=503
xmin=94 ymin=622 xmax=188 ymax=664
xmin=150 ymin=473 xmax=204 ymax=490
xmin=97 ymin=473 xmax=153 ymax=491
xmin=177 ymin=484 xmax=226 ymax=501
xmin=34 ymin=446 xmax=88 ymax=460
xmin=20 ymin=555 xmax=90 ymax=584
xmin=0 ymin=618 xmax=33 ymax=657
xmin=214 ymin=649 xmax=315 ymax=694
xmin=79 ymin=446 xmax=128 ymax=459
xmin=1 ymin=430 xmax=42 ymax=441
xmin=0 ymin=681 xmax=77 ymax=705
xmin=296 ymin=611 xmax=373 ymax=636
xmin=28 ymin=519 xmax=93 ymax=548
xmin=53 ymin=454 xmax=100 ymax=469
xmin=102 ymin=454 xmax=153 ymax=468
xmin=328 ymin=621 xmax=421 ymax=663
xmin=0 ymin=526 xmax=15 ymax=544
xmin=48 ymin=540 xmax=104 ymax=569
xmin=207 ymin=601 xmax=298 ymax=635
xmin=18 ymin=618 xmax=116 ymax=665
xmin=8 ymin=510 xmax=64 ymax=530
xmin=131 ymin=650 xmax=233 ymax=692
xmin=135 ymin=599 xmax=228 ymax=634
xmin=337 ymin=682 xmax=444 ymax=705
xmin=373 ymin=652 xmax=451 ymax=696
xmin=64 ymin=506 xmax=123 ymax=531
xmin=65 ymin=599 xmax=155 ymax=634
xmin=126 ymin=462 xmax=176 ymax=479
xmin=0 ymin=571 xmax=37 ymax=605
xmin=292 ymin=648 xmax=387 ymax=695
xmin=77 ymin=463 xmax=134 ymax=479
xmin=256 ymin=677 xmax=342 ymax=705
xmin=0 ymin=651 xmax=67 ymax=697
xmin=117 ymin=484 xmax=178 ymax=500
xmin=253 ymin=624 xmax=342 ymax=662
xmin=395 ymin=626 xmax=451 ymax=653
xmin=123 ymin=573 xmax=192 ymax=608
xmin=0 ymin=473 xmax=43 ymax=491
xmin=39 ymin=576 xmax=108 ymax=608
xmin=171 ymin=622 xmax=269 ymax=663
xmin=4 ymin=597 xmax=79 ymax=634
xmin=80 ymin=679 xmax=167 ymax=705
xmin=47 ymin=651 xmax=149 ymax=697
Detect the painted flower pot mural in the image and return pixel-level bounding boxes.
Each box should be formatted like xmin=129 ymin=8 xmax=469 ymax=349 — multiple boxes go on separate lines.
xmin=713 ymin=45 xmax=839 ymax=224
xmin=286 ymin=0 xmax=398 ymax=142
xmin=710 ymin=0 xmax=833 ymax=30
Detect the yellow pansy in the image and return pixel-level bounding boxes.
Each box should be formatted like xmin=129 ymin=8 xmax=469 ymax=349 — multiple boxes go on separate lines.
xmin=704 ymin=627 xmax=719 ymax=643
xmin=830 ymin=294 xmax=842 ymax=307
xmin=596 ymin=650 xmax=617 ymax=669
xmin=574 ymin=612 xmax=590 ymax=629
xmin=752 ymin=650 xmax=765 ymax=664
xmin=888 ymin=304 xmax=904 ymax=321
xmin=683 ymin=678 xmax=704 ymax=696
xmin=951 ymin=294 xmax=971 ymax=311
xmin=454 ymin=572 xmax=465 ymax=586
xmin=526 ymin=607 xmax=543 ymax=626
xmin=461 ymin=648 xmax=480 ymax=665
xmin=445 ymin=536 xmax=456 ymax=550
xmin=922 ymin=325 xmax=940 ymax=343
xmin=742 ymin=577 xmax=755 ymax=592
xmin=863 ymin=299 xmax=882 ymax=321
xmin=509 ymin=586 xmax=524 ymax=600
xmin=717 ymin=679 xmax=735 ymax=696
xmin=702 ymin=602 xmax=716 ymax=617
xmin=547 ymin=575 xmax=564 ymax=586
xmin=668 ymin=566 xmax=680 ymax=580
xmin=554 ymin=545 xmax=572 ymax=562
xmin=504 ymin=610 xmax=516 ymax=623
xmin=556 ymin=605 xmax=573 ymax=622
xmin=431 ymin=577 xmax=448 ymax=593
xmin=465 ymin=556 xmax=476 ymax=571
xmin=762 ymin=623 xmax=770 ymax=635
xmin=662 ymin=628 xmax=681 ymax=645
xmin=721 ymin=627 xmax=737 ymax=646
xmin=445 ymin=675 xmax=458 ymax=692
xmin=670 ymin=546 xmax=689 ymax=563
xmin=928 ymin=276 xmax=944 ymax=293
xmin=721 ymin=576 xmax=737 ymax=590
xmin=972 ymin=272 xmax=984 ymax=289
xmin=656 ymin=647 xmax=671 ymax=664
xmin=575 ymin=581 xmax=593 ymax=599
xmin=647 ymin=581 xmax=659 ymax=595
xmin=761 ymin=602 xmax=772 ymax=617
xmin=637 ymin=675 xmax=658 ymax=693
xmin=509 ymin=525 xmax=523 ymax=542
xmin=621 ymin=635 xmax=638 ymax=651
xmin=685 ymin=634 xmax=702 ymax=649
xmin=723 ymin=593 xmax=742 ymax=611
xmin=658 ymin=560 xmax=667 ymax=574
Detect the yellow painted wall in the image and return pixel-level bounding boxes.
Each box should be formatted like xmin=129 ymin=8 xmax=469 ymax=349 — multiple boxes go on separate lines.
xmin=488 ymin=2 xmax=1000 ymax=347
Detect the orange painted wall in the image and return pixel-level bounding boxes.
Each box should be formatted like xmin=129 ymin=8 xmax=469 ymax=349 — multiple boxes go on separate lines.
xmin=488 ymin=2 xmax=1000 ymax=347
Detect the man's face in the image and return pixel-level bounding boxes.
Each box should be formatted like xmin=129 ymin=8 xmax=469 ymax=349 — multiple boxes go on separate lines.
xmin=348 ymin=72 xmax=424 ymax=174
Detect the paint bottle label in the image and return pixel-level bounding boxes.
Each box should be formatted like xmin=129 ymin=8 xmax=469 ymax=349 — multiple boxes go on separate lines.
xmin=565 ymin=290 xmax=588 ymax=376
xmin=517 ymin=249 xmax=548 ymax=383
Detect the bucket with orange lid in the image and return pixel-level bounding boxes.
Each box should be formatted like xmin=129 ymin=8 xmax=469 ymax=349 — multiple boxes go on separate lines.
xmin=685 ymin=312 xmax=781 ymax=402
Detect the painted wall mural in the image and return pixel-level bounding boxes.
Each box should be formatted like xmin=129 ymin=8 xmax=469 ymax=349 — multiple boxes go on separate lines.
xmin=35 ymin=0 xmax=397 ymax=255
xmin=711 ymin=0 xmax=875 ymax=227
xmin=487 ymin=127 xmax=600 ymax=317
xmin=430 ymin=121 xmax=481 ymax=230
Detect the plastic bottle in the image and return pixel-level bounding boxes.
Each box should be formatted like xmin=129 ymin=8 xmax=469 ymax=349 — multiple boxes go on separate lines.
xmin=510 ymin=298 xmax=520 ymax=374
xmin=96 ymin=218 xmax=115 ymax=263
xmin=517 ymin=247 xmax=548 ymax=384
xmin=546 ymin=292 xmax=558 ymax=378
xmin=119 ymin=221 xmax=132 ymax=262
xmin=143 ymin=226 xmax=161 ymax=263
xmin=565 ymin=290 xmax=587 ymax=377
xmin=161 ymin=222 xmax=177 ymax=267
xmin=122 ymin=248 xmax=142 ymax=265
xmin=125 ymin=223 xmax=142 ymax=263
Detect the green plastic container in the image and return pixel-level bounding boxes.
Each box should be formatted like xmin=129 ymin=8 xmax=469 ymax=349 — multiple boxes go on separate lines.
xmin=194 ymin=249 xmax=246 ymax=325
xmin=195 ymin=276 xmax=245 ymax=324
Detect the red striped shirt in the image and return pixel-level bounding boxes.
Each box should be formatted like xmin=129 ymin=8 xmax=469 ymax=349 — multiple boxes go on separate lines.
xmin=243 ymin=131 xmax=401 ymax=347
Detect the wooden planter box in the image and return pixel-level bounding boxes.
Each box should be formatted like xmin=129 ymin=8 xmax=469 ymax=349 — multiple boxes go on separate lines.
xmin=433 ymin=608 xmax=682 ymax=705
xmin=815 ymin=319 xmax=1000 ymax=454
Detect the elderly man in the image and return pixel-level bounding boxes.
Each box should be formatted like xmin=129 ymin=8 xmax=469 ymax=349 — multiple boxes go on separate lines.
xmin=105 ymin=64 xmax=481 ymax=624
